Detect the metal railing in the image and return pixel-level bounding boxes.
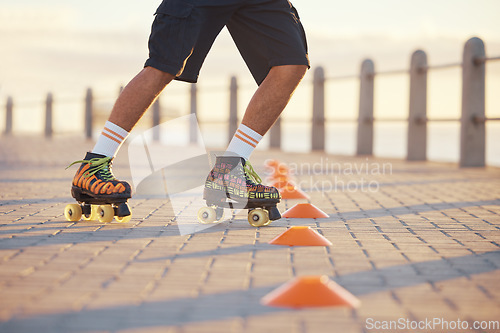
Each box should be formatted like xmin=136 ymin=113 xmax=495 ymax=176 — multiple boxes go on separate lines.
xmin=3 ymin=37 xmax=499 ymax=167
xmin=304 ymin=37 xmax=499 ymax=167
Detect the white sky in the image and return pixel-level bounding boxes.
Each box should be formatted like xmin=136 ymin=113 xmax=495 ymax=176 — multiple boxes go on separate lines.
xmin=1 ymin=0 xmax=500 ymax=114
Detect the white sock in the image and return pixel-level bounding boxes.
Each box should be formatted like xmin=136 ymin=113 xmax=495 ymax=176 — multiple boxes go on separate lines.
xmin=92 ymin=121 xmax=129 ymax=158
xmin=225 ymin=124 xmax=262 ymax=160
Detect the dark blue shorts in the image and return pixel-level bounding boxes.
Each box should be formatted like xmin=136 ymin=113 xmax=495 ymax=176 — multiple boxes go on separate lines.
xmin=144 ymin=0 xmax=309 ymax=85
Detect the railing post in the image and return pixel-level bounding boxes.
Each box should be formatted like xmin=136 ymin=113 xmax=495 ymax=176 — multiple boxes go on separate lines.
xmin=269 ymin=116 xmax=281 ymax=149
xmin=460 ymin=37 xmax=486 ymax=167
xmin=45 ymin=92 xmax=53 ymax=138
xmin=407 ymin=50 xmax=428 ymax=161
xmin=356 ymin=59 xmax=375 ymax=155
xmin=312 ymin=67 xmax=325 ymax=151
xmin=228 ymin=76 xmax=238 ymax=143
xmin=85 ymin=88 xmax=93 ymax=140
xmin=5 ymin=96 xmax=13 ymax=135
xmin=152 ymin=97 xmax=161 ymax=142
xmin=189 ymin=83 xmax=198 ymax=144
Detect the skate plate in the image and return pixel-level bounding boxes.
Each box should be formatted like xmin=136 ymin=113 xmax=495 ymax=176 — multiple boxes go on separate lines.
xmin=64 ymin=187 xmax=132 ymax=223
xmin=197 ymin=197 xmax=281 ymax=227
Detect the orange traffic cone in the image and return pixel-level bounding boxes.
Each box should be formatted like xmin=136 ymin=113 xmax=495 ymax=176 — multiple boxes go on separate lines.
xmin=264 ymin=159 xmax=280 ymax=168
xmin=267 ymin=174 xmax=293 ymax=184
xmin=264 ymin=159 xmax=280 ymax=173
xmin=261 ymin=275 xmax=361 ymax=309
xmin=272 ymin=180 xmax=295 ymax=190
xmin=268 ymin=226 xmax=332 ymax=246
xmin=280 ymin=184 xmax=310 ymax=200
xmin=282 ymin=203 xmax=328 ymax=218
xmin=271 ymin=164 xmax=291 ymax=178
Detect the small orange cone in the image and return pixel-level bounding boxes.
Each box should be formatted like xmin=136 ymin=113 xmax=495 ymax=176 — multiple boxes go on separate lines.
xmin=264 ymin=159 xmax=280 ymax=168
xmin=272 ymin=180 xmax=295 ymax=189
xmin=268 ymin=226 xmax=332 ymax=246
xmin=261 ymin=275 xmax=361 ymax=309
xmin=271 ymin=164 xmax=290 ymax=178
xmin=267 ymin=174 xmax=293 ymax=184
xmin=282 ymin=203 xmax=329 ymax=218
xmin=280 ymin=185 xmax=310 ymax=200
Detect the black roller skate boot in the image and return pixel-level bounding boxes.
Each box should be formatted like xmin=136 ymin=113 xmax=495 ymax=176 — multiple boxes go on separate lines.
xmin=198 ymin=155 xmax=281 ymax=227
xmin=64 ymin=152 xmax=132 ymax=223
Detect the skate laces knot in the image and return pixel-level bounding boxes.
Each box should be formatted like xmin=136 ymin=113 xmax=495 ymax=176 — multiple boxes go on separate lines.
xmin=66 ymin=157 xmax=115 ymax=181
xmin=244 ymin=161 xmax=262 ymax=184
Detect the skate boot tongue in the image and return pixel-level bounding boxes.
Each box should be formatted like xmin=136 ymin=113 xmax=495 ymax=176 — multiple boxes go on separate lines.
xmin=214 ymin=155 xmax=262 ymax=185
xmin=84 ymin=152 xmax=107 ymax=160
xmin=243 ymin=160 xmax=262 ymax=185
xmin=214 ymin=155 xmax=242 ymax=167
xmin=66 ymin=152 xmax=109 ymax=169
xmin=66 ymin=152 xmax=116 ymax=181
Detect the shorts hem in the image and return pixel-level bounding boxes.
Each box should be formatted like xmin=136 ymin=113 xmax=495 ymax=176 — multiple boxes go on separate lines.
xmin=175 ymin=75 xmax=198 ymax=83
xmin=144 ymin=58 xmax=197 ymax=83
xmin=269 ymin=57 xmax=310 ymax=69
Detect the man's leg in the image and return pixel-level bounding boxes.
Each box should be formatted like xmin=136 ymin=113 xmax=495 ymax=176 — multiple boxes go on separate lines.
xmin=90 ymin=67 xmax=174 ymax=158
xmin=66 ymin=67 xmax=174 ymax=222
xmin=108 ymin=66 xmax=175 ymax=132
xmin=201 ymin=1 xmax=309 ymax=225
xmin=242 ymin=64 xmax=308 ymax=135
xmin=204 ymin=65 xmax=307 ymax=224
xmin=225 ymin=65 xmax=307 ymax=159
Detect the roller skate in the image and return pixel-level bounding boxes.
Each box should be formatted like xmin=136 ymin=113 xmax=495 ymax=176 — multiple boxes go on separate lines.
xmin=64 ymin=152 xmax=132 ymax=223
xmin=197 ymin=155 xmax=281 ymax=227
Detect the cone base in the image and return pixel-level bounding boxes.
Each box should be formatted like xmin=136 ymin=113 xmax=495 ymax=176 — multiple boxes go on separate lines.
xmin=280 ymin=186 xmax=310 ymax=200
xmin=282 ymin=203 xmax=329 ymax=219
xmin=268 ymin=226 xmax=332 ymax=246
xmin=261 ymin=275 xmax=361 ymax=309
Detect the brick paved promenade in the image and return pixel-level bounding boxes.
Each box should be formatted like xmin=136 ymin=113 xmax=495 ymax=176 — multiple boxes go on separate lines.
xmin=1 ymin=135 xmax=499 ymax=333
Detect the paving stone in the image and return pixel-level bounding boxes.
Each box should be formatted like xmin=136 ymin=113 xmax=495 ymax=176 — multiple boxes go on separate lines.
xmin=0 ymin=136 xmax=499 ymax=332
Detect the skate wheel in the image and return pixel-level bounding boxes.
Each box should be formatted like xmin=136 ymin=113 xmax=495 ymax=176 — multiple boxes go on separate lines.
xmin=248 ymin=208 xmax=269 ymax=227
xmin=115 ymin=213 xmax=132 ymax=223
xmin=82 ymin=205 xmax=99 ymax=221
xmin=97 ymin=205 xmax=114 ymax=223
xmin=64 ymin=204 xmax=82 ymax=222
xmin=198 ymin=207 xmax=217 ymax=224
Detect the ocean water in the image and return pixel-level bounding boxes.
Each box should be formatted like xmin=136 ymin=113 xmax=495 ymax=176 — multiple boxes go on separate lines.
xmin=2 ymin=101 xmax=499 ymax=167
xmin=2 ymin=75 xmax=499 ymax=167
xmin=199 ymin=121 xmax=500 ymax=167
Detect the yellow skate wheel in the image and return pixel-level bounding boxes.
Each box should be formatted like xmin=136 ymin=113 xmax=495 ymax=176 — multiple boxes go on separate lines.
xmin=115 ymin=212 xmax=132 ymax=223
xmin=82 ymin=205 xmax=99 ymax=221
xmin=198 ymin=207 xmax=217 ymax=224
xmin=248 ymin=208 xmax=269 ymax=227
xmin=97 ymin=205 xmax=114 ymax=223
xmin=64 ymin=204 xmax=82 ymax=222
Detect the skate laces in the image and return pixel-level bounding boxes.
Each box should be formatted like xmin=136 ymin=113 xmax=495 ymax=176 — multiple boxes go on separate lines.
xmin=66 ymin=157 xmax=116 ymax=181
xmin=243 ymin=161 xmax=262 ymax=185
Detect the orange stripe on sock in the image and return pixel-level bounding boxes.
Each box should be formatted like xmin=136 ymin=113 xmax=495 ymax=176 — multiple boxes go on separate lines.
xmin=102 ymin=132 xmax=122 ymax=144
xmin=104 ymin=127 xmax=125 ymax=141
xmin=235 ymin=133 xmax=256 ymax=148
xmin=237 ymin=129 xmax=259 ymax=145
